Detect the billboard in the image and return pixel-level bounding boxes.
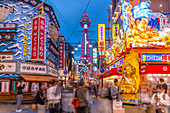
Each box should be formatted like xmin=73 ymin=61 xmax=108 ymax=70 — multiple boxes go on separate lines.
xmin=98 ymin=24 xmax=105 ymax=56
xmin=58 ymin=42 xmax=65 ymax=69
xmin=31 ymin=15 xmax=45 ymax=61
xmin=112 ymin=24 xmax=119 ymax=42
xmin=93 ymin=48 xmax=97 ymax=64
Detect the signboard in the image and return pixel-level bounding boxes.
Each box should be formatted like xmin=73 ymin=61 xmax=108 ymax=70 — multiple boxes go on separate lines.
xmin=48 ymin=66 xmax=58 ymax=77
xmin=141 ymin=53 xmax=170 ymax=63
xmin=31 ymin=82 xmax=36 ymax=92
xmin=0 ymin=23 xmax=16 ymax=29
xmin=47 ymin=59 xmax=55 ymax=68
xmin=0 ymin=62 xmax=16 ymax=73
xmin=58 ymin=42 xmax=65 ymax=69
xmin=22 ymin=82 xmax=29 ymax=92
xmin=48 ymin=23 xmax=59 ymax=41
xmin=106 ymin=58 xmax=124 ymax=72
xmin=1 ymin=81 xmax=9 ymax=93
xmin=122 ymin=98 xmax=139 ymax=104
xmin=23 ymin=23 xmax=29 ymax=59
xmin=112 ymin=24 xmax=119 ymax=42
xmin=98 ymin=24 xmax=105 ymax=56
xmin=93 ymin=48 xmax=97 ymax=64
xmin=31 ymin=15 xmax=45 ymax=61
xmin=0 ymin=55 xmax=13 ymax=61
xmin=19 ymin=63 xmax=47 ymax=74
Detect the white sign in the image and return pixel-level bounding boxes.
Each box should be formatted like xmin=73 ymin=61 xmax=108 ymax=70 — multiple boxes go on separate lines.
xmin=0 ymin=62 xmax=16 ymax=73
xmin=47 ymin=59 xmax=55 ymax=68
xmin=20 ymin=63 xmax=47 ymax=74
xmin=1 ymin=81 xmax=9 ymax=93
xmin=93 ymin=48 xmax=97 ymax=64
xmin=0 ymin=55 xmax=13 ymax=61
xmin=48 ymin=67 xmax=58 ymax=77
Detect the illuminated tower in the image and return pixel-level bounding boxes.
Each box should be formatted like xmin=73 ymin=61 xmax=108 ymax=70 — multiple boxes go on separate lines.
xmin=80 ymin=14 xmax=91 ymax=64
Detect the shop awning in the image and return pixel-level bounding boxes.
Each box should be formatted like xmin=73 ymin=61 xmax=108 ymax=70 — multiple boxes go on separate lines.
xmin=20 ymin=74 xmax=58 ymax=82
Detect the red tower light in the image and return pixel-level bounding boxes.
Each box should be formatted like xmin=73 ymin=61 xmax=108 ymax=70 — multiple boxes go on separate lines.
xmin=84 ymin=14 xmax=88 ymax=17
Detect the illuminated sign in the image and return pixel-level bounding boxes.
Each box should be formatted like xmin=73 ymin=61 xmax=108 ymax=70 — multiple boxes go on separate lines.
xmin=93 ymin=48 xmax=97 ymax=64
xmin=106 ymin=58 xmax=124 ymax=72
xmin=58 ymin=42 xmax=65 ymax=69
xmin=98 ymin=24 xmax=105 ymax=56
xmin=112 ymin=24 xmax=119 ymax=42
xmin=23 ymin=23 xmax=28 ymax=59
xmin=31 ymin=15 xmax=46 ymax=61
xmin=142 ymin=54 xmax=170 ymax=62
xmin=122 ymin=98 xmax=139 ymax=104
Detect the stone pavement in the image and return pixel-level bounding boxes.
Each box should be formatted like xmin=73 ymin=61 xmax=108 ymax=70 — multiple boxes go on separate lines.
xmin=0 ymin=98 xmax=147 ymax=113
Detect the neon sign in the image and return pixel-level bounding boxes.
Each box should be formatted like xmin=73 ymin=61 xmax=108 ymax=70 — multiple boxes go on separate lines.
xmin=142 ymin=54 xmax=170 ymax=62
xmin=112 ymin=24 xmax=119 ymax=42
xmin=106 ymin=58 xmax=124 ymax=72
xmin=98 ymin=24 xmax=105 ymax=56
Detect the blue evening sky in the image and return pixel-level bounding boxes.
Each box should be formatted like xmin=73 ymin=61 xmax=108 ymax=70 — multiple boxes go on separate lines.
xmin=45 ymin=0 xmax=112 ymax=61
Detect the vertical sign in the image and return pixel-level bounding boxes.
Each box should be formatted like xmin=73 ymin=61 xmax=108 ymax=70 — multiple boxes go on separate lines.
xmin=112 ymin=24 xmax=119 ymax=42
xmin=23 ymin=23 xmax=29 ymax=59
xmin=93 ymin=48 xmax=97 ymax=64
xmin=39 ymin=17 xmax=45 ymax=59
xmin=31 ymin=15 xmax=45 ymax=61
xmin=98 ymin=24 xmax=105 ymax=56
xmin=58 ymin=42 xmax=65 ymax=69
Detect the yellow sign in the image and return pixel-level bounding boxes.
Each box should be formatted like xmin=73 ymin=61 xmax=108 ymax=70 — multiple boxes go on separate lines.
xmin=98 ymin=24 xmax=105 ymax=56
xmin=23 ymin=23 xmax=28 ymax=59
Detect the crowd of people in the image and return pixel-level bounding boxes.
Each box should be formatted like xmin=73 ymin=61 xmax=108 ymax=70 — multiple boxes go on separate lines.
xmin=15 ymin=78 xmax=169 ymax=113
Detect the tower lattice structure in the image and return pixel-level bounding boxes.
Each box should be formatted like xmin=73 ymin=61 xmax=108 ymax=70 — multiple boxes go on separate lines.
xmin=80 ymin=14 xmax=91 ymax=64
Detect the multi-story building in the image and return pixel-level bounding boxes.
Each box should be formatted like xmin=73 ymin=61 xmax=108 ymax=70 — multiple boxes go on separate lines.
xmin=0 ymin=0 xmax=61 ymax=101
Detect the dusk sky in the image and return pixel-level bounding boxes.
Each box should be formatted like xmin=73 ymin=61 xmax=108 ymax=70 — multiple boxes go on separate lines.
xmin=45 ymin=0 xmax=112 ymax=60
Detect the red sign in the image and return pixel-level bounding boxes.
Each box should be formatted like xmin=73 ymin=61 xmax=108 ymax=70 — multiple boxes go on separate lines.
xmin=31 ymin=15 xmax=45 ymax=61
xmin=39 ymin=17 xmax=45 ymax=59
xmin=141 ymin=65 xmax=170 ymax=74
xmin=58 ymin=42 xmax=65 ymax=69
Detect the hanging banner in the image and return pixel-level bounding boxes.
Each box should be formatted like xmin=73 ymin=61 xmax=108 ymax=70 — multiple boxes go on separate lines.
xmin=98 ymin=24 xmax=105 ymax=56
xmin=58 ymin=42 xmax=65 ymax=69
xmin=112 ymin=24 xmax=119 ymax=42
xmin=31 ymin=15 xmax=45 ymax=61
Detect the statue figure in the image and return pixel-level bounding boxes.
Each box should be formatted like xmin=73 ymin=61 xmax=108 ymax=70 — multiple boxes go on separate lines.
xmin=120 ymin=52 xmax=140 ymax=94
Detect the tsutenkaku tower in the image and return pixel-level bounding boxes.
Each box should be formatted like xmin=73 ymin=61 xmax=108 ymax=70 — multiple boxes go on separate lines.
xmin=80 ymin=14 xmax=91 ymax=64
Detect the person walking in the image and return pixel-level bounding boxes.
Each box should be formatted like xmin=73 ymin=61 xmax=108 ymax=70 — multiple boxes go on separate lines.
xmin=16 ymin=81 xmax=25 ymax=112
xmin=33 ymin=82 xmax=39 ymax=97
xmin=110 ymin=79 xmax=124 ymax=109
xmin=159 ymin=78 xmax=168 ymax=94
xmin=151 ymin=84 xmax=169 ymax=113
xmin=76 ymin=81 xmax=88 ymax=113
xmin=47 ymin=80 xmax=62 ymax=113
xmin=35 ymin=84 xmax=47 ymax=113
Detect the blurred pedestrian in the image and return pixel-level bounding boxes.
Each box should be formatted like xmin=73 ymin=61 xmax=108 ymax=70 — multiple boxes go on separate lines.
xmin=35 ymin=84 xmax=47 ymax=113
xmin=33 ymin=82 xmax=39 ymax=97
xmin=47 ymin=80 xmax=62 ymax=113
xmin=16 ymin=81 xmax=25 ymax=112
xmin=85 ymin=82 xmax=92 ymax=113
xmin=151 ymin=84 xmax=169 ymax=113
xmin=76 ymin=81 xmax=88 ymax=113
xmin=159 ymin=78 xmax=168 ymax=94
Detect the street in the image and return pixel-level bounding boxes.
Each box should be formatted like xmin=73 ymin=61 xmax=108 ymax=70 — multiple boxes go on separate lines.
xmin=0 ymin=98 xmax=148 ymax=113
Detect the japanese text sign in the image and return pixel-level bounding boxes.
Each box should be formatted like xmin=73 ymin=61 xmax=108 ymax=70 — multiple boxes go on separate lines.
xmin=58 ymin=42 xmax=65 ymax=69
xmin=31 ymin=15 xmax=45 ymax=61
xmin=98 ymin=24 xmax=105 ymax=56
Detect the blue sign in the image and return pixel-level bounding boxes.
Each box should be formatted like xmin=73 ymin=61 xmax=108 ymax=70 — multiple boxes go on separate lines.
xmin=106 ymin=58 xmax=124 ymax=72
xmin=0 ymin=74 xmax=21 ymax=78
xmin=100 ymin=69 xmax=105 ymax=73
xmin=142 ymin=54 xmax=170 ymax=62
xmin=63 ymin=70 xmax=68 ymax=75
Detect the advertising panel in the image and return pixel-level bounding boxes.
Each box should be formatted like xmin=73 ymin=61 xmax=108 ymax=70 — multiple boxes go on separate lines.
xmin=48 ymin=66 xmax=58 ymax=77
xmin=31 ymin=17 xmax=39 ymax=60
xmin=31 ymin=15 xmax=46 ymax=61
xmin=112 ymin=24 xmax=119 ymax=42
xmin=22 ymin=82 xmax=29 ymax=92
xmin=141 ymin=53 xmax=170 ymax=63
xmin=19 ymin=63 xmax=47 ymax=74
xmin=1 ymin=81 xmax=9 ymax=93
xmin=0 ymin=62 xmax=16 ymax=73
xmin=98 ymin=24 xmax=105 ymax=56
xmin=93 ymin=48 xmax=97 ymax=64
xmin=58 ymin=42 xmax=65 ymax=69
xmin=38 ymin=17 xmax=45 ymax=60
xmin=0 ymin=55 xmax=13 ymax=61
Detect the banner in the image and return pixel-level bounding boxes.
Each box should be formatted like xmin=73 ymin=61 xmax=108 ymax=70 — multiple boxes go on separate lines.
xmin=98 ymin=24 xmax=105 ymax=56
xmin=31 ymin=15 xmax=45 ymax=61
xmin=58 ymin=42 xmax=65 ymax=69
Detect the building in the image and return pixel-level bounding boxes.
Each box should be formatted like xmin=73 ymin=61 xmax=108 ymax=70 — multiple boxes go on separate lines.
xmin=101 ymin=0 xmax=170 ymax=104
xmin=0 ymin=0 xmax=61 ymax=101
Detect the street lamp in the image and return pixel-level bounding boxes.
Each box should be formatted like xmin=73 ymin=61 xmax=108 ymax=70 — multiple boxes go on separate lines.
xmin=75 ymin=48 xmax=78 ymax=51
